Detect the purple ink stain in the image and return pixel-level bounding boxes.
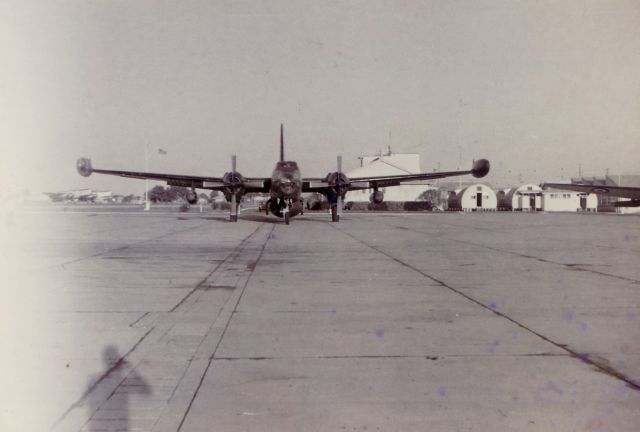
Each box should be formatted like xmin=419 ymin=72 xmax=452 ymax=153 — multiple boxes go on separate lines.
xmin=489 ymin=340 xmax=500 ymax=353
xmin=437 ymin=385 xmax=447 ymax=398
xmin=563 ymin=311 xmax=574 ymax=321
xmin=542 ymin=381 xmax=563 ymax=395
xmin=488 ymin=302 xmax=498 ymax=310
xmin=585 ymin=416 xmax=604 ymax=431
xmin=330 ymin=309 xmax=336 ymax=317
xmin=375 ymin=329 xmax=384 ymax=339
xmin=580 ymin=322 xmax=588 ymax=332
xmin=627 ymin=312 xmax=637 ymax=321
xmin=511 ymin=330 xmax=519 ymax=340
xmin=579 ymin=352 xmax=591 ymax=361
xmin=624 ymin=234 xmax=631 ymax=241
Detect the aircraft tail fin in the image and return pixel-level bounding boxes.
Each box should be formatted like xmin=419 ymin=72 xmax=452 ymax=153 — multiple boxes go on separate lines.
xmin=280 ymin=124 xmax=284 ymax=161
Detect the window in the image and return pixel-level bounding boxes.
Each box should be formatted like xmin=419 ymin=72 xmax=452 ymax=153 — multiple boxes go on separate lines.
xmin=476 ymin=186 xmax=482 ymax=191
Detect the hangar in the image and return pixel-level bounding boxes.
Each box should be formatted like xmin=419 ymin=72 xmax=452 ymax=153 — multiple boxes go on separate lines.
xmin=447 ymin=184 xmax=497 ymax=211
xmin=345 ymin=150 xmax=427 ymax=203
xmin=497 ymin=184 xmax=543 ymax=211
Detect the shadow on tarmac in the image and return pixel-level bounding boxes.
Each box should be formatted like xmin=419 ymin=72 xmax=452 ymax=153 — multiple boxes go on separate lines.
xmin=85 ymin=346 xmax=151 ymax=431
xmin=193 ymin=213 xmax=336 ymax=224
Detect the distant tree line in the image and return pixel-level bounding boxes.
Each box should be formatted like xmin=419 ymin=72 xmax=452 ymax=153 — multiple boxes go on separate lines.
xmin=147 ymin=186 xmax=217 ymax=203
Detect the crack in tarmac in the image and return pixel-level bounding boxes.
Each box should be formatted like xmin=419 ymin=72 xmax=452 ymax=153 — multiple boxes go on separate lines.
xmin=362 ymin=215 xmax=640 ymax=284
xmin=176 ymin=224 xmax=276 ymax=431
xmin=329 ymin=221 xmax=640 ymax=392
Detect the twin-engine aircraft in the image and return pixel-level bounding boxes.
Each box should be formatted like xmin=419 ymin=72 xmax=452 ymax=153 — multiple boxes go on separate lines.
xmin=77 ymin=125 xmax=490 ymax=223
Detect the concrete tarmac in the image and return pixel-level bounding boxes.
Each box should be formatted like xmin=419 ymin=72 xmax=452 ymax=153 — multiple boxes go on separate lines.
xmin=2 ymin=206 xmax=639 ymax=431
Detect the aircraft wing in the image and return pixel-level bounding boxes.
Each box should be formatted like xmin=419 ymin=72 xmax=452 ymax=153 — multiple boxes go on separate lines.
xmin=76 ymin=158 xmax=270 ymax=192
xmin=542 ymin=183 xmax=640 ymax=200
xmin=302 ymin=159 xmax=490 ymax=192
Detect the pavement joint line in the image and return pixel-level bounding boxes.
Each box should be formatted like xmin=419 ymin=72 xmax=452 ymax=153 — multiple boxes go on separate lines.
xmin=329 ymin=221 xmax=640 ymax=392
xmin=50 ymin=327 xmax=155 ymax=431
xmin=211 ymin=353 xmax=570 ymax=360
xmin=173 ymin=224 xmax=275 ymax=432
xmin=129 ymin=312 xmax=150 ymax=328
xmin=91 ymin=222 xmax=270 ymax=432
xmin=362 ymin=215 xmax=640 ymax=284
xmin=454 ymin=239 xmax=640 ymax=285
xmin=167 ymin=223 xmax=265 ymax=313
xmin=55 ymin=220 xmax=214 ymax=270
xmin=157 ymin=223 xmax=270 ymax=401
xmin=50 ymin=223 xmax=267 ymax=432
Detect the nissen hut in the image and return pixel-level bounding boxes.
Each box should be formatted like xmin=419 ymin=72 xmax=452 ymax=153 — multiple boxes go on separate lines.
xmin=497 ymin=184 xmax=543 ymax=211
xmin=447 ymin=184 xmax=497 ymax=211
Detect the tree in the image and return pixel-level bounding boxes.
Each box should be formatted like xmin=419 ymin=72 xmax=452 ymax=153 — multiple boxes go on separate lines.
xmin=147 ymin=185 xmax=192 ymax=202
xmin=148 ymin=185 xmax=168 ymax=203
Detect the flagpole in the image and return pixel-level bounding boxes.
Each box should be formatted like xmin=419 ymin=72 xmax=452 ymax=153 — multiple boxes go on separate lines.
xmin=144 ymin=144 xmax=150 ymax=211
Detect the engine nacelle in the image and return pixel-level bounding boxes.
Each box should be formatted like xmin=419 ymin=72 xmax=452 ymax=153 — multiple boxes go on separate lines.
xmin=186 ymin=188 xmax=198 ymax=205
xmin=324 ymin=171 xmax=350 ymax=201
xmin=370 ymin=190 xmax=384 ymax=204
xmin=222 ymin=171 xmax=245 ymax=202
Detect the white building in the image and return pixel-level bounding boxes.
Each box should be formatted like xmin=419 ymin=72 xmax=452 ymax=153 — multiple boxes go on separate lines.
xmin=448 ymin=184 xmax=497 ymax=211
xmin=344 ymin=151 xmax=428 ymax=202
xmin=94 ymin=190 xmax=113 ymax=203
xmin=541 ymin=190 xmax=597 ymax=212
xmin=498 ymin=184 xmax=543 ymax=211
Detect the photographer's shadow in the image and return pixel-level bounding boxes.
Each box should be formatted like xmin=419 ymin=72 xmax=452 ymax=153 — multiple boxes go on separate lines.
xmin=86 ymin=345 xmax=151 ymax=431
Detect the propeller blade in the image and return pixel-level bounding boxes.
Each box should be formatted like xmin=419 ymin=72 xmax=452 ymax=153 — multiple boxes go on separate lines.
xmin=337 ymin=155 xmax=342 ymax=173
xmin=231 ymin=154 xmax=237 ymax=174
xmin=280 ymin=124 xmax=284 ymax=161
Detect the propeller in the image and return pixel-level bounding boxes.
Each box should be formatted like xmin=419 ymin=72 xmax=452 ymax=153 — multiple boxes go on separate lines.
xmin=224 ymin=154 xmax=243 ymax=221
xmin=326 ymin=155 xmax=350 ymax=222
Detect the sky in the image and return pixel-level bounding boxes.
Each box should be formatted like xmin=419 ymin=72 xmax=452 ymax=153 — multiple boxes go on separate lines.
xmin=2 ymin=0 xmax=640 ymax=195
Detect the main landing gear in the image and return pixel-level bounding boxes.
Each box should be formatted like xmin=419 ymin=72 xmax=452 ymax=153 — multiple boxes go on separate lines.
xmin=229 ymin=195 xmax=239 ymax=222
xmin=331 ymin=203 xmax=339 ymax=222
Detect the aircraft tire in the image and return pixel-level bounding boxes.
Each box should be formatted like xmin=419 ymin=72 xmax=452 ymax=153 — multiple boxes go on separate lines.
xmin=284 ymin=212 xmax=290 ymax=225
xmin=331 ymin=205 xmax=339 ymax=222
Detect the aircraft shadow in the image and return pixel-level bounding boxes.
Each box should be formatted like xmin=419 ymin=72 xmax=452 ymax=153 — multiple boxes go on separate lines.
xmin=195 ymin=213 xmax=335 ymax=224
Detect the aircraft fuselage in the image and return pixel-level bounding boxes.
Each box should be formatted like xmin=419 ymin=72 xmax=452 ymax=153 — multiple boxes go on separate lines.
xmin=267 ymin=160 xmax=304 ymax=219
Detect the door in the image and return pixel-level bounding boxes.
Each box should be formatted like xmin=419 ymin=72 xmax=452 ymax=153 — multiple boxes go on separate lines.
xmin=476 ymin=193 xmax=482 ymax=208
xmin=529 ymin=194 xmax=536 ymax=211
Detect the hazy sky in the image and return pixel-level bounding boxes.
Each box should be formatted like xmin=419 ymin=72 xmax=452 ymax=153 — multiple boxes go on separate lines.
xmin=3 ymin=0 xmax=640 ymax=194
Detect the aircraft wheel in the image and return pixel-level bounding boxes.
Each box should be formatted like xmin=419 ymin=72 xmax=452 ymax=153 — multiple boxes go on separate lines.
xmin=284 ymin=212 xmax=290 ymax=225
xmin=230 ymin=213 xmax=238 ymax=222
